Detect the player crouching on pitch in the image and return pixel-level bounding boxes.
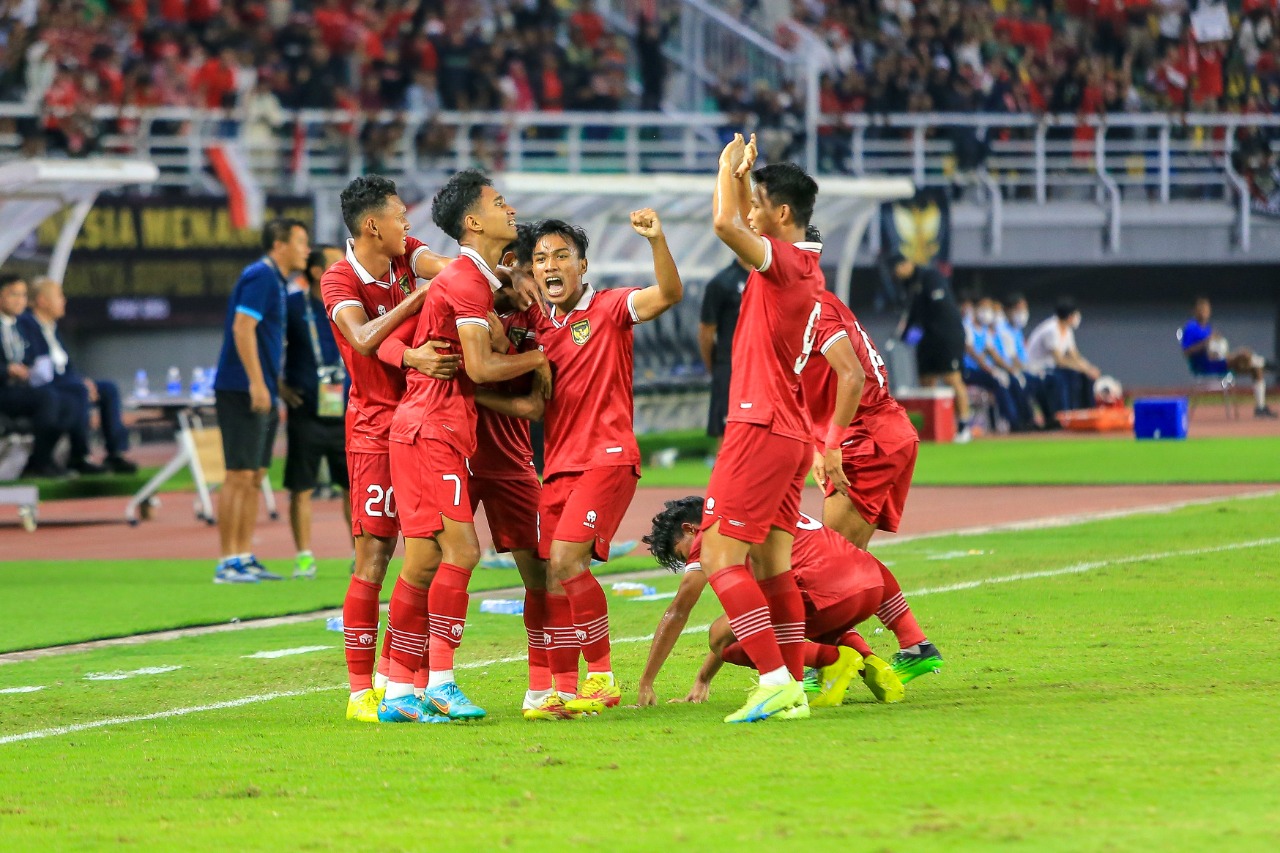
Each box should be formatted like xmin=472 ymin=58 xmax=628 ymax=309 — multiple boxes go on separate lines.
xmin=638 ymin=497 xmax=943 ymax=709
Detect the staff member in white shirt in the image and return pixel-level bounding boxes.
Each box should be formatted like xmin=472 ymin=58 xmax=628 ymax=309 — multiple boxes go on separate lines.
xmin=1025 ymin=298 xmax=1101 ymax=422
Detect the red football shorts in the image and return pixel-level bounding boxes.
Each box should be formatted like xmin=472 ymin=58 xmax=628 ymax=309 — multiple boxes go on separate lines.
xmin=537 ymin=465 xmax=639 ymax=562
xmin=702 ymin=422 xmax=809 ymax=544
xmin=824 ymin=434 xmax=918 ymax=534
xmin=348 ymin=450 xmax=399 ymax=539
xmin=804 ymin=585 xmax=884 ymax=645
xmin=388 ymin=437 xmax=473 ymax=539
xmin=470 ymin=471 xmax=541 ymax=553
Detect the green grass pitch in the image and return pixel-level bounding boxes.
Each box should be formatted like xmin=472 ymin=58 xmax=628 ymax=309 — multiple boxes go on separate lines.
xmin=2 ymin=494 xmax=1279 ymax=849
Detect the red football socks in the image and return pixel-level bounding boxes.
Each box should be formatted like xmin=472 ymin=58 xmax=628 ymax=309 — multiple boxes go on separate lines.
xmin=707 ymin=564 xmax=786 ymax=676
xmin=722 ymin=641 xmax=754 ymax=668
xmin=838 ymin=629 xmax=874 ymax=658
xmin=876 ymin=562 xmax=927 ymax=649
xmin=759 ymin=571 xmax=806 ymax=680
xmin=561 ymin=569 xmax=611 ymax=673
xmin=544 ymin=592 xmax=579 ymax=694
xmin=524 ymin=588 xmax=552 ymax=691
xmin=803 ymin=643 xmax=841 ymax=668
xmin=386 ymin=577 xmax=429 ymax=684
xmin=427 ymin=563 xmax=471 ymax=674
xmin=342 ymin=576 xmax=381 ymax=693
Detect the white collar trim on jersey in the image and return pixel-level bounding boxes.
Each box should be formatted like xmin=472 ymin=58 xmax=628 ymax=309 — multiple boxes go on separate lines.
xmin=345 ymin=238 xmax=394 ymax=289
xmin=459 ymin=247 xmax=504 ymax=292
xmin=795 ymin=241 xmax=823 ymax=254
xmin=550 ymin=284 xmax=594 ymax=326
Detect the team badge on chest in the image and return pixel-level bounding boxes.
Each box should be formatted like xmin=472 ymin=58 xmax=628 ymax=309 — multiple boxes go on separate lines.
xmin=398 ymin=274 xmax=413 ymax=296
xmin=570 ymin=318 xmax=591 ymax=346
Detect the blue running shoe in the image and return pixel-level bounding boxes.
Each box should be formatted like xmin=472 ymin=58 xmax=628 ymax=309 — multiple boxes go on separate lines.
xmin=422 ymin=682 xmax=487 ymax=720
xmin=214 ymin=559 xmax=259 ymax=584
xmin=242 ymin=556 xmax=283 ymax=581
xmin=377 ymin=695 xmax=452 ymax=724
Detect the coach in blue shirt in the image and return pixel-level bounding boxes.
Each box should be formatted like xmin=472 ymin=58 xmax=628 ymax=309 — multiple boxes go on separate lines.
xmin=1180 ymin=297 xmax=1275 ymax=418
xmin=212 ymin=217 xmax=310 ymax=583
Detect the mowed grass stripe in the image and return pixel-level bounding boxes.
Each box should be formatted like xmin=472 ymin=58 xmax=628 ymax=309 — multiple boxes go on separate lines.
xmin=6 ymin=533 xmax=1277 ymax=747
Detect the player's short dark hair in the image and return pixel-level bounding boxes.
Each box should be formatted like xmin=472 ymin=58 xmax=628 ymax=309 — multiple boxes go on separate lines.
xmin=751 ymin=163 xmax=818 ymax=228
xmin=0 ymin=272 xmax=24 ymax=292
xmin=261 ymin=218 xmax=307 ymax=252
xmin=431 ymin=169 xmax=492 ymax=241
xmin=528 ymin=219 xmax=590 ymax=259
xmin=643 ymin=495 xmax=705 ymax=572
xmin=1054 ymin=297 xmax=1078 ymax=320
xmin=506 ymin=222 xmax=535 ymax=267
xmin=340 ymin=174 xmax=399 ymax=237
xmin=305 ymin=245 xmax=338 ymax=285
xmin=805 ymin=224 xmax=822 ymax=243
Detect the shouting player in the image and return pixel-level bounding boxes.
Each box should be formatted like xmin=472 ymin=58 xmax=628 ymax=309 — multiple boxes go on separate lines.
xmin=321 ymin=175 xmax=457 ymax=724
xmin=379 ymin=170 xmax=551 ymax=723
xmin=639 ymin=497 xmax=936 ymax=707
xmin=526 ymin=210 xmax=683 ymax=716
xmin=698 ymin=133 xmax=823 ymax=723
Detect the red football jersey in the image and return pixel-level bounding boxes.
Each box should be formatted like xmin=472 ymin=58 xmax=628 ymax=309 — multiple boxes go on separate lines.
xmin=801 ymin=290 xmax=916 ymax=450
xmin=531 ymin=285 xmax=642 ymax=478
xmin=726 ymin=236 xmax=824 ymax=442
xmin=687 ymin=512 xmax=882 ymax=611
xmin=472 ymin=309 xmax=538 ymax=480
xmin=390 ymin=248 xmax=500 ymax=457
xmin=321 ymin=236 xmax=432 ymax=454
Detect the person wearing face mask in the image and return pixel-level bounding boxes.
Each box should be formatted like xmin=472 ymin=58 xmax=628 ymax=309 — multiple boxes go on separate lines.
xmin=994 ymin=295 xmax=1043 ymax=428
xmin=960 ymin=294 xmax=1026 ymax=433
xmin=1025 ymin=297 xmax=1101 ymax=421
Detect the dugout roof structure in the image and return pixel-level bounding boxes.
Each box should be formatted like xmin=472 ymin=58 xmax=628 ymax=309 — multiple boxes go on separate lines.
xmin=0 ymin=159 xmax=159 ymax=282
xmin=408 ymin=173 xmax=914 ymax=304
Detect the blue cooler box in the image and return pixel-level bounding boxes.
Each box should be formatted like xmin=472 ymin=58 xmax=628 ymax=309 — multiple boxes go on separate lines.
xmin=1133 ymin=397 xmax=1188 ymax=440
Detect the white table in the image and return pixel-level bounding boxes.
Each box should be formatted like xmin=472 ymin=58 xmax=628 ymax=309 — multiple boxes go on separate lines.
xmin=123 ymin=396 xmax=277 ymax=526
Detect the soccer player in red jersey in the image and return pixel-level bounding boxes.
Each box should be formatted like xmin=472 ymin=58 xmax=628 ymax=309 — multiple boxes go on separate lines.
xmin=526 ymin=209 xmax=684 ymax=715
xmin=797 ymin=231 xmax=944 ymax=681
xmin=638 ymin=497 xmax=939 ymax=708
xmin=320 ymin=175 xmax=458 ymax=724
xmin=379 ymin=170 xmax=551 ymax=723
xmin=700 ymin=132 xmax=824 ymax=722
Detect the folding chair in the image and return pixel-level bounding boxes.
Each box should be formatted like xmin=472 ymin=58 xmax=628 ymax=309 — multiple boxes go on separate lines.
xmin=1176 ymin=328 xmax=1237 ymax=420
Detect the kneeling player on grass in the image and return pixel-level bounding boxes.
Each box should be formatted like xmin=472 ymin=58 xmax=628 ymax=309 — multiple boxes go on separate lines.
xmin=526 ymin=210 xmax=683 ymax=715
xmin=379 ymin=171 xmax=552 ymax=723
xmin=638 ymin=497 xmax=939 ymax=707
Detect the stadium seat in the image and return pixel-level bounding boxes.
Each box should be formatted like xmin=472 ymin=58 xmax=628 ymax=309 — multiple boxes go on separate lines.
xmin=1176 ymin=328 xmax=1237 ymax=420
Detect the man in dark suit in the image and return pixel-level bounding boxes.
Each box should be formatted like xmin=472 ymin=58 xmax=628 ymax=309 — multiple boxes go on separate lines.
xmin=18 ymin=277 xmax=135 ymax=473
xmin=1 ymin=273 xmax=78 ymax=477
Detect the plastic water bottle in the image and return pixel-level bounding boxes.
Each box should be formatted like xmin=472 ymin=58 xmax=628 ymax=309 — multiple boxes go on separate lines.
xmin=133 ymin=369 xmax=151 ymax=399
xmin=190 ymin=366 xmax=207 ymax=399
xmin=165 ymin=366 xmax=182 ymax=396
xmin=325 ymin=616 xmax=344 ymax=632
xmin=479 ymin=599 xmax=524 ymax=615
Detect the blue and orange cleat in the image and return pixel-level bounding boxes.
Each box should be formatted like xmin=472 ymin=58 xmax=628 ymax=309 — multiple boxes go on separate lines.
xmin=422 ymin=682 xmax=486 ymax=720
xmin=377 ymin=695 xmax=451 ymax=724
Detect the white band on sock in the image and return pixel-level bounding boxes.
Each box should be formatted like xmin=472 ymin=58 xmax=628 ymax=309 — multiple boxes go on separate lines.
xmin=427 ymin=669 xmax=455 ymax=689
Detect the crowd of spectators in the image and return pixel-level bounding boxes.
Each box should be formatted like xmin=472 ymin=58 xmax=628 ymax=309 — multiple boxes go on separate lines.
xmin=0 ymin=0 xmax=672 ymax=161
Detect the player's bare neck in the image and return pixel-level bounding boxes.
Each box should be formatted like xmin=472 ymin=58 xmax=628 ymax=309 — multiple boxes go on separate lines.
xmin=351 ymin=239 xmax=391 ymax=282
xmin=460 ymin=237 xmax=504 ymax=273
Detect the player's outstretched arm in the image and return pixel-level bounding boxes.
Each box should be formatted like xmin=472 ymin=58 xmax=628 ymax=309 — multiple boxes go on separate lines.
xmin=821 ymin=336 xmax=865 ymax=496
xmin=375 ymin=313 xmax=460 ymax=379
xmin=332 ymin=286 xmax=429 ymax=357
xmin=457 ymin=324 xmax=552 ymax=389
xmin=629 ymin=208 xmax=685 ymax=322
xmin=411 ymin=247 xmax=454 ymax=280
xmin=711 ymin=133 xmax=767 ymax=271
xmin=636 ymin=569 xmax=708 ymax=706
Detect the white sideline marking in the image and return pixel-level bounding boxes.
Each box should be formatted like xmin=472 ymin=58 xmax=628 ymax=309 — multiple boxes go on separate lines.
xmin=0 ymin=686 xmax=44 ymax=694
xmin=635 ymin=592 xmax=677 ymax=602
xmin=243 ymin=646 xmax=333 ymax=660
xmin=905 ymin=537 xmax=1280 ymax=598
xmin=924 ymin=549 xmax=990 ymax=561
xmin=83 ymin=666 xmax=182 ymax=682
xmin=4 ymin=534 xmax=1279 ymax=746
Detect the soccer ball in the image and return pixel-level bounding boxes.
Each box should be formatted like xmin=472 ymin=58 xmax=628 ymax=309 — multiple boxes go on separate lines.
xmin=1207 ymin=337 xmax=1230 ymax=361
xmin=1093 ymin=375 xmax=1123 ymax=405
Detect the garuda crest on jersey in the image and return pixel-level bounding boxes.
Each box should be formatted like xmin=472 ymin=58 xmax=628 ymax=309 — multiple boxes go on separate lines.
xmin=570 ymin=318 xmax=591 ymax=346
xmin=397 ymin=274 xmax=413 ymax=296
